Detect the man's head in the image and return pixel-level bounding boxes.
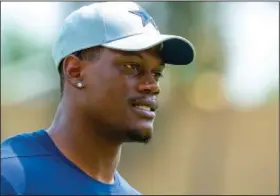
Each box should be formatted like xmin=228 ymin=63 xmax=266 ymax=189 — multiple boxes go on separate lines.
xmin=53 ymin=2 xmax=195 ymax=143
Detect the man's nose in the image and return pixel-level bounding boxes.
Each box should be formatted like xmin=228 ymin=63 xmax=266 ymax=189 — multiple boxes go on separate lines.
xmin=137 ymin=74 xmax=160 ymax=95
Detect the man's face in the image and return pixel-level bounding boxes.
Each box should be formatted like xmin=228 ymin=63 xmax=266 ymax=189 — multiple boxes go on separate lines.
xmin=78 ymin=46 xmax=164 ymax=143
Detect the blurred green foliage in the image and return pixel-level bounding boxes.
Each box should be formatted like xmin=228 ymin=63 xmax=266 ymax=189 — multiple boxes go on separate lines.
xmin=2 ymin=26 xmax=48 ymax=67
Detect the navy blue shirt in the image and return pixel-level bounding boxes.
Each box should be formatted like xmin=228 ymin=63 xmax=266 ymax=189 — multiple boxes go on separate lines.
xmin=1 ymin=130 xmax=140 ymax=195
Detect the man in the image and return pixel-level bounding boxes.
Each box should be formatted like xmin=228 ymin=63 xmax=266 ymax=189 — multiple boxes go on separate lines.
xmin=1 ymin=2 xmax=195 ymax=195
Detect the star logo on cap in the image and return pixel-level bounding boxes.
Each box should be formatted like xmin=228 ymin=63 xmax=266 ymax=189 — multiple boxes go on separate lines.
xmin=129 ymin=9 xmax=158 ymax=29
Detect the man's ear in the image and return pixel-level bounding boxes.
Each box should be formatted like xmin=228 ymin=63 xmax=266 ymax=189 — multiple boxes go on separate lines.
xmin=63 ymin=55 xmax=84 ymax=88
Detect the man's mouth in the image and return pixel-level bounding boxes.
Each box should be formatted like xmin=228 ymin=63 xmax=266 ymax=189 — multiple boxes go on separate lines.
xmin=131 ymin=99 xmax=157 ymax=111
xmin=132 ymin=104 xmax=154 ymax=112
xmin=130 ymin=99 xmax=158 ymax=119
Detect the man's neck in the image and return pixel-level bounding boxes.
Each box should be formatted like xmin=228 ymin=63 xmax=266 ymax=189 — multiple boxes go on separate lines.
xmin=46 ymin=101 xmax=122 ymax=184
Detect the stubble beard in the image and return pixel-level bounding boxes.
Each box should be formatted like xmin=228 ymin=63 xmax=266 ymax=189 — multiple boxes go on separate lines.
xmin=125 ymin=128 xmax=152 ymax=144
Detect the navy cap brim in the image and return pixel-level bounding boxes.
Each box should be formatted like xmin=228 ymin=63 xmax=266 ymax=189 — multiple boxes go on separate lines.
xmin=102 ymin=33 xmax=195 ymax=65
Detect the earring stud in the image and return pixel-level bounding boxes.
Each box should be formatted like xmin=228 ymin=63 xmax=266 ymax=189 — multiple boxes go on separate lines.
xmin=77 ymin=82 xmax=83 ymax=88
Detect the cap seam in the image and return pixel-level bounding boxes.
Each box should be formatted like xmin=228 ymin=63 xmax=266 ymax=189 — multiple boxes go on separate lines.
xmin=103 ymin=32 xmax=144 ymax=44
xmin=98 ymin=8 xmax=108 ymax=42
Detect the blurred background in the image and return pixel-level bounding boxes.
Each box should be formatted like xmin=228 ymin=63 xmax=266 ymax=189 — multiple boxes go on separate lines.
xmin=1 ymin=2 xmax=279 ymax=195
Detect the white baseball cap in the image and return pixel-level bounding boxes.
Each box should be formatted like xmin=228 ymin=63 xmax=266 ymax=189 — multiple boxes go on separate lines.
xmin=52 ymin=2 xmax=195 ymax=67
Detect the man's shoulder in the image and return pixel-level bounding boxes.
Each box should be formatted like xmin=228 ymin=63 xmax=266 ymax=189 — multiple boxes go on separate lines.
xmin=1 ymin=130 xmax=53 ymax=173
xmin=1 ymin=130 xmax=53 ymax=194
xmin=1 ymin=129 xmax=52 ymax=173
xmin=1 ymin=130 xmax=50 ymax=159
xmin=1 ymin=174 xmax=19 ymax=195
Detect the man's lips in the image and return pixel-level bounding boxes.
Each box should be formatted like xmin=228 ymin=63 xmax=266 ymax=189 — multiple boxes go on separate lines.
xmin=130 ymin=98 xmax=158 ymax=112
xmin=129 ymin=98 xmax=158 ymax=119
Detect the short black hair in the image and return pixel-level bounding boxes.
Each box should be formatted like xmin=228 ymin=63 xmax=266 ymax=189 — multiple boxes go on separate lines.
xmin=58 ymin=47 xmax=103 ymax=97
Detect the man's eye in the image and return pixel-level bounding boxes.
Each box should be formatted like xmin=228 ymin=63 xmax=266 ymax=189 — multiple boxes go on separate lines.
xmin=123 ymin=63 xmax=140 ymax=75
xmin=152 ymin=72 xmax=163 ymax=81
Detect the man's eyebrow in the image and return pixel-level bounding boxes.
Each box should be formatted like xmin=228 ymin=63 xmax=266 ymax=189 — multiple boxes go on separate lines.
xmin=155 ymin=64 xmax=165 ymax=70
xmin=120 ymin=51 xmax=143 ymax=59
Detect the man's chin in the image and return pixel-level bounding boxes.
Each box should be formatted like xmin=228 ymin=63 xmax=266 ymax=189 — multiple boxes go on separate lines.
xmin=125 ymin=127 xmax=153 ymax=144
